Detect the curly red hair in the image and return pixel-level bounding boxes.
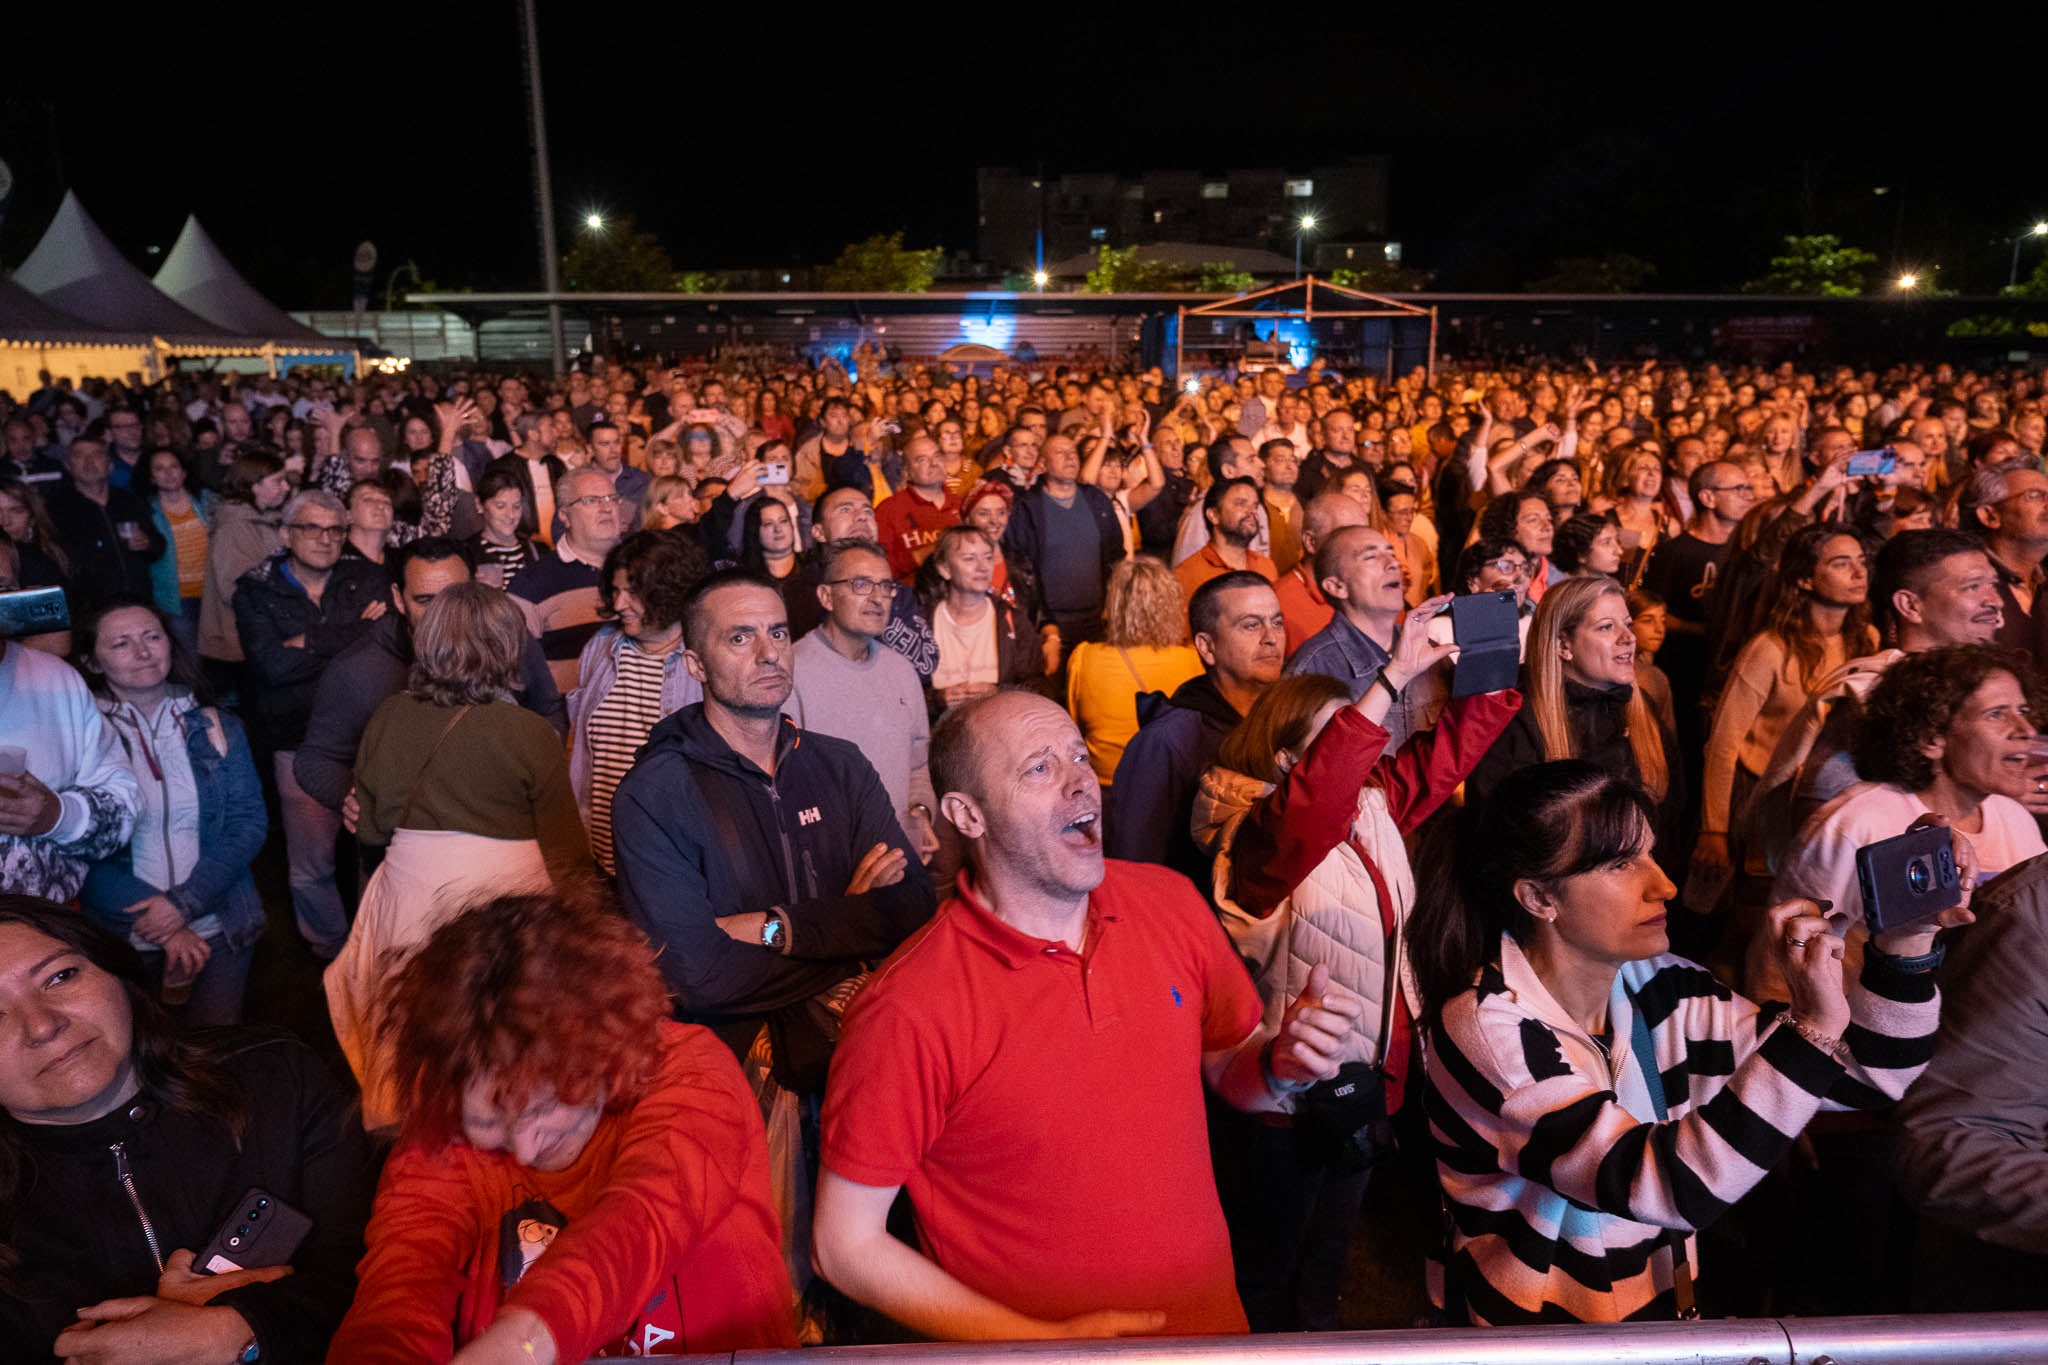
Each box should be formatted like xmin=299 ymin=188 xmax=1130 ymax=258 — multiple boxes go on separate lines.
xmin=380 ymin=882 xmax=671 ymax=1146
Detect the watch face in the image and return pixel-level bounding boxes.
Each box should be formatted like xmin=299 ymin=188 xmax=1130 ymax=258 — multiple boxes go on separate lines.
xmin=761 ymin=918 xmax=783 ymax=948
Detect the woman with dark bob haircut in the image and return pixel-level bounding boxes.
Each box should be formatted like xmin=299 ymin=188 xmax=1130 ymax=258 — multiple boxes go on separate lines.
xmin=1774 ymin=645 xmax=2046 ymax=990
xmin=1411 ymin=760 xmax=1953 ymax=1324
xmin=569 ymin=528 xmax=711 ymax=873
xmin=0 ymin=895 xmax=370 ymax=1360
xmin=331 ymin=885 xmax=795 ymax=1360
xmin=326 ymin=582 xmax=592 ymax=1132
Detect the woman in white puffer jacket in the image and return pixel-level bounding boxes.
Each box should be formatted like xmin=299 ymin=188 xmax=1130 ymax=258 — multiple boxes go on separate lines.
xmin=1190 ymin=637 xmax=1519 ymax=1331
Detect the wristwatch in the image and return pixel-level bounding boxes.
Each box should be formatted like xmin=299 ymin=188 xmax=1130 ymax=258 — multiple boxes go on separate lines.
xmin=760 ymin=907 xmax=787 ymax=953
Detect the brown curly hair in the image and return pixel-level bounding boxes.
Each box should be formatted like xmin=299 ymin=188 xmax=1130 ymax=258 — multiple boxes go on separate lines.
xmin=1853 ymin=644 xmax=2045 ymax=792
xmin=379 ymin=880 xmax=670 ymax=1146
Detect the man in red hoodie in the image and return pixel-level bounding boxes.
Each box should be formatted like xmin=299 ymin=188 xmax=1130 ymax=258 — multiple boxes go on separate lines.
xmin=876 ymin=435 xmax=962 ymax=580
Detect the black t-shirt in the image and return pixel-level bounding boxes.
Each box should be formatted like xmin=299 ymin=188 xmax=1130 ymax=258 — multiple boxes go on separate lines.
xmin=1641 ymin=531 xmax=1730 ymax=627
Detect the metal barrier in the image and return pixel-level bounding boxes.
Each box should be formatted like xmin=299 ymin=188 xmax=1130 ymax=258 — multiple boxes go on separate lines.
xmin=640 ymin=1314 xmax=2048 ymax=1365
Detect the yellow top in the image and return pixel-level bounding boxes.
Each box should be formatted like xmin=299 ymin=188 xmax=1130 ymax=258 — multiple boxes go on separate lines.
xmin=1066 ymin=641 xmax=1206 ymax=784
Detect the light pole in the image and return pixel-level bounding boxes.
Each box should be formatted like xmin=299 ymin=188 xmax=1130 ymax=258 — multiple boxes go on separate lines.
xmin=2010 ymin=221 xmax=2048 ymax=289
xmin=1895 ymin=273 xmax=1919 ymax=292
xmin=518 ymin=0 xmax=566 ymax=374
xmin=1294 ymin=214 xmax=1317 ymax=280
xmin=1031 ymin=270 xmax=1049 ymax=293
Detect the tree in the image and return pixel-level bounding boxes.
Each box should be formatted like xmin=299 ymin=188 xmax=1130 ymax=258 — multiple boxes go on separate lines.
xmin=673 ymin=271 xmax=729 ymax=293
xmin=1327 ymin=263 xmax=1434 ymax=292
xmin=820 ymin=232 xmax=942 ymax=291
xmin=2004 ymin=256 xmax=2048 ymax=299
xmin=1742 ymin=235 xmax=1878 ymax=296
xmin=1198 ymin=261 xmax=1255 ymax=293
xmin=1526 ymin=254 xmax=1656 ymax=293
xmin=1082 ymin=245 xmax=1191 ymax=292
xmin=560 ymin=216 xmax=678 ymax=292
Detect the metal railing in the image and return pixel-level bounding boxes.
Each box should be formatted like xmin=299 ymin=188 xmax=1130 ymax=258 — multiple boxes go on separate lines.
xmin=638 ymin=1314 xmax=2048 ymax=1365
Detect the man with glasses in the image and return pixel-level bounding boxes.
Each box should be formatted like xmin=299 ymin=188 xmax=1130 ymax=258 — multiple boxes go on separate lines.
xmin=787 ymin=539 xmax=939 ymax=863
xmin=102 ymin=409 xmax=147 ymax=489
xmin=1957 ymin=458 xmax=2048 ymax=671
xmin=1644 ymin=458 xmax=1752 ymax=756
xmin=510 ymin=465 xmax=625 ymax=692
xmin=232 ymin=489 xmax=392 ymax=959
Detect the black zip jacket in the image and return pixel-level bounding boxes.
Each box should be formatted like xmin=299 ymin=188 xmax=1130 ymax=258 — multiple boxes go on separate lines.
xmin=0 ymin=1028 xmax=373 ymax=1363
xmin=1106 ymin=672 xmax=1244 ymax=887
xmin=230 ymin=551 xmax=391 ymax=751
xmin=611 ymin=704 xmax=936 ymax=1090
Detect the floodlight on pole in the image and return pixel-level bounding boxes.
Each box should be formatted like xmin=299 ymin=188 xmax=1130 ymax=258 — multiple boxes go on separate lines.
xmin=1896 ymin=273 xmax=1919 ymax=291
xmin=585 ymin=212 xmax=605 ymax=231
xmin=1294 ymin=214 xmax=1318 ymax=280
xmin=1032 ymin=270 xmax=1049 ymax=291
xmin=2011 ymin=221 xmax=2048 ymax=288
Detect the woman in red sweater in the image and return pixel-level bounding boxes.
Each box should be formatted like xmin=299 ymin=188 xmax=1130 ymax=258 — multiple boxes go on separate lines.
xmin=329 ymin=885 xmax=795 ymax=1363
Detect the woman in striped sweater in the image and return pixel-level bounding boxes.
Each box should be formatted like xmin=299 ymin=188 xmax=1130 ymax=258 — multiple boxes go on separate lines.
xmin=1411 ymin=760 xmax=1958 ymax=1325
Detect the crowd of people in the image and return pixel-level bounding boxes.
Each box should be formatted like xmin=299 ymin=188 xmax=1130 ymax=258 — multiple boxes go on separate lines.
xmin=5 ymin=343 xmax=2048 ymax=1360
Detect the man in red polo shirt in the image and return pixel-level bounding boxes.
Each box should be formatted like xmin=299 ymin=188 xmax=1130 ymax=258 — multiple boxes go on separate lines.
xmin=814 ymin=691 xmax=1361 ymax=1340
xmin=876 ymin=435 xmax=962 ymax=580
xmin=1276 ymin=490 xmax=1371 ymax=657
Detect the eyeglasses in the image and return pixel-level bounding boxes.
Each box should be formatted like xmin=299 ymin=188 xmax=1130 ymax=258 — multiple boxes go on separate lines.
xmin=1487 ymin=557 xmax=1530 ymax=576
xmin=568 ymin=494 xmax=622 ymax=509
xmin=826 ymin=575 xmax=900 ymax=598
xmin=1702 ymin=484 xmax=1756 ymax=497
xmin=286 ymin=523 xmax=347 ymax=540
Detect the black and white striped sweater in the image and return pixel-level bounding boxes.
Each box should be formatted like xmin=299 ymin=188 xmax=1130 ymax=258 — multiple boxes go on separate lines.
xmin=1425 ymin=932 xmax=1939 ymax=1324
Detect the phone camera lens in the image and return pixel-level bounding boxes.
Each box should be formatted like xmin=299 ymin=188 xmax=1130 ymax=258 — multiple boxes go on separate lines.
xmin=249 ymin=1208 xmax=263 ymax=1221
xmin=255 ymin=1198 xmax=270 ymax=1210
xmin=1908 ymin=857 xmax=1932 ymax=895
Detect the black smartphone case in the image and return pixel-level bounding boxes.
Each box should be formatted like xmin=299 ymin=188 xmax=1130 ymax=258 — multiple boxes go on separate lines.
xmin=1854 ymin=824 xmax=1962 ymax=934
xmin=194 ymin=1187 xmax=312 ymax=1274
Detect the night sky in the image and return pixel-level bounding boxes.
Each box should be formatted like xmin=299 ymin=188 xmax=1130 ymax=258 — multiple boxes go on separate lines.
xmin=2 ymin=5 xmax=2038 ymax=305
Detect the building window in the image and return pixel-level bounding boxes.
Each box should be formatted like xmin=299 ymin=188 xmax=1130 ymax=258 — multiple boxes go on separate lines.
xmin=1201 ymin=181 xmax=1229 ymax=200
xmin=1285 ymin=178 xmax=1314 ymax=198
xmin=1384 ymin=242 xmax=1403 ymax=263
xmin=1090 ymin=226 xmax=1107 ymax=241
xmin=1152 ymin=209 xmax=1163 ymax=224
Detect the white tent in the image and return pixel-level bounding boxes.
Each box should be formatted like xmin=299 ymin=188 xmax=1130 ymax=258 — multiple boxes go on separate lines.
xmin=0 ymin=272 xmax=157 ymax=395
xmin=11 ymin=191 xmax=262 ymax=349
xmin=152 ymin=216 xmax=343 ymax=350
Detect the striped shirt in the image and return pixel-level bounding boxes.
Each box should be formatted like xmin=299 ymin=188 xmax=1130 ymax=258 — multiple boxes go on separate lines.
xmin=584 ymin=641 xmax=672 ymax=873
xmin=474 ymin=534 xmax=538 ymax=586
xmin=1425 ymin=932 xmax=1938 ymax=1325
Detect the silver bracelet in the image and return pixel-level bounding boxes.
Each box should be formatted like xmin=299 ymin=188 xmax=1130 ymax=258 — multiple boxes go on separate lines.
xmin=1780 ymin=1013 xmax=1844 ymax=1058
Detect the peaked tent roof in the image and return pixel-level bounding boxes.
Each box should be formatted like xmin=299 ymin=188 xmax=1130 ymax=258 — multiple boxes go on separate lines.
xmin=0 ymin=273 xmax=151 ymax=346
xmin=152 ymin=216 xmax=338 ymax=347
xmin=11 ymin=191 xmax=259 ymax=347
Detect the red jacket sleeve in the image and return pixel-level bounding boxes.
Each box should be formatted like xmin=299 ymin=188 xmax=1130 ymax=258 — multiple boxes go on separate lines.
xmin=1229 ymin=691 xmax=1524 ymax=917
xmin=504 ymin=1021 xmax=795 ymax=1357
xmin=1230 ymin=706 xmax=1391 ymax=917
xmin=1377 ymin=688 xmax=1524 ymax=832
xmin=325 ymin=1144 xmax=477 ymax=1365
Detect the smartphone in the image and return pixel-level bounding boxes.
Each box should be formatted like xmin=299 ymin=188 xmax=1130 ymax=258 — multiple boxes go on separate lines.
xmin=759 ymin=461 xmax=790 ymax=486
xmin=1845 ymin=448 xmax=1897 ymax=478
xmin=0 ymin=587 xmax=69 ymax=639
xmin=194 ymin=1188 xmax=312 ymax=1275
xmin=1855 ymin=824 xmax=1962 ymax=934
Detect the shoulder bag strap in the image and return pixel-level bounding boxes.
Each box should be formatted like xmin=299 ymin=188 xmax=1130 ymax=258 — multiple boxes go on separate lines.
xmin=1114 ymin=646 xmax=1147 ymax=690
xmin=397 ymin=704 xmax=473 ymax=829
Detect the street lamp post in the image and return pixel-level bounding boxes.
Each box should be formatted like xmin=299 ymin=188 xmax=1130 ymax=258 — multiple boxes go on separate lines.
xmin=517 ymin=0 xmax=566 ymax=374
xmin=2010 ymin=221 xmax=2048 ymax=289
xmin=1294 ymin=214 xmax=1317 ymax=280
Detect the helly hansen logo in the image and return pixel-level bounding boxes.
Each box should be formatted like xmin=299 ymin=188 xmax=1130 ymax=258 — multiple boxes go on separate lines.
xmin=798 ymin=807 xmax=823 ymax=826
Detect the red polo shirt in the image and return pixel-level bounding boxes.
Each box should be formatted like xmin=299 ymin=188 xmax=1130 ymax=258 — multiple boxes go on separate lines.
xmin=876 ymin=486 xmax=963 ymax=580
xmin=1275 ymin=561 xmax=1334 ymax=658
xmin=821 ymin=860 xmax=1262 ymax=1336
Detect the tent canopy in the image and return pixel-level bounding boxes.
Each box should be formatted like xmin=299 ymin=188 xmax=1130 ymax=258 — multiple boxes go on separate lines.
xmin=0 ymin=273 xmax=150 ymax=346
xmin=153 ymin=216 xmax=339 ymax=347
xmin=11 ymin=191 xmax=261 ymax=347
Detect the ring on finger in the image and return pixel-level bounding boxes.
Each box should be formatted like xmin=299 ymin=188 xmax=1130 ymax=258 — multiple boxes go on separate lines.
xmin=1787 ymin=937 xmax=1809 ymax=948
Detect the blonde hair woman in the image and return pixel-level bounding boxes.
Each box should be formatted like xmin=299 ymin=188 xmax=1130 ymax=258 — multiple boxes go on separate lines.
xmin=1064 ymin=556 xmax=1205 ymax=784
xmin=324 ymin=581 xmax=592 ymax=1131
xmin=1464 ymin=576 xmax=1676 ymax=844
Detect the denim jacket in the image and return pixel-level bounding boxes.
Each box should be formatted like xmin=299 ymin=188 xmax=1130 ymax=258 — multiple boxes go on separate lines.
xmin=80 ymin=702 xmax=268 ymax=950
